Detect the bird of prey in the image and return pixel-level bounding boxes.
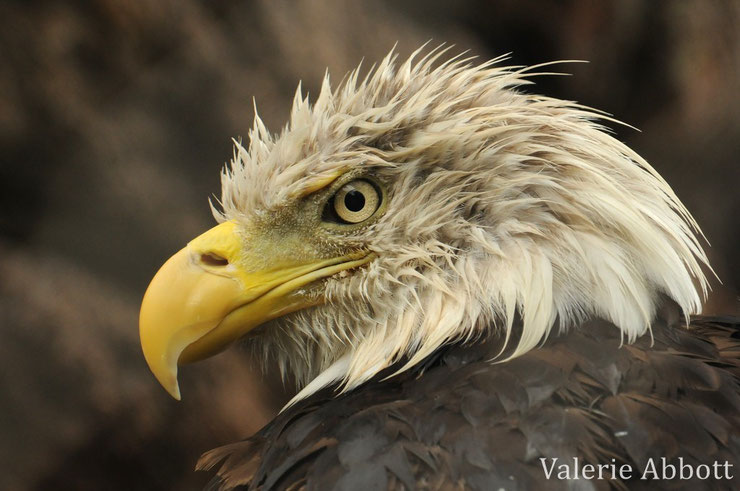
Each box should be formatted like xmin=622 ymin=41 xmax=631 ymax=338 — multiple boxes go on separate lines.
xmin=139 ymin=47 xmax=740 ymax=490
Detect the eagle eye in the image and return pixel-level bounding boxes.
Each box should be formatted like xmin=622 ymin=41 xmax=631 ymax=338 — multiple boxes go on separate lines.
xmin=328 ymin=179 xmax=381 ymax=224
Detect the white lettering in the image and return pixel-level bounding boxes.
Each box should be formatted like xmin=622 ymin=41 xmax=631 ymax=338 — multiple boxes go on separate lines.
xmin=541 ymin=457 xmax=733 ymax=481
xmin=719 ymin=461 xmax=734 ymax=479
xmin=617 ymin=463 xmax=633 ymax=480
xmin=661 ymin=458 xmax=676 ymax=480
xmin=540 ymin=458 xmax=557 ymax=479
xmin=641 ymin=458 xmax=658 ymax=480
xmin=696 ymin=464 xmax=710 ymax=480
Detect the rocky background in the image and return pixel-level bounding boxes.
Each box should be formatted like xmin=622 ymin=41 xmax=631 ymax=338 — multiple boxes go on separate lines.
xmin=1 ymin=1 xmax=738 ymax=489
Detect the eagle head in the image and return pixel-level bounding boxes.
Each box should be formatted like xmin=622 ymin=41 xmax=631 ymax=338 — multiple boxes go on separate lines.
xmin=139 ymin=47 xmax=708 ymax=401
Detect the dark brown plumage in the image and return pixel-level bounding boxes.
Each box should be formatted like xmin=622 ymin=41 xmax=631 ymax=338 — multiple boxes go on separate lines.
xmin=198 ymin=301 xmax=740 ymax=490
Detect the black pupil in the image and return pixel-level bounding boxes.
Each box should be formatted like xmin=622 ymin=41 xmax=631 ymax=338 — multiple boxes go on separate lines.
xmin=344 ymin=190 xmax=365 ymax=212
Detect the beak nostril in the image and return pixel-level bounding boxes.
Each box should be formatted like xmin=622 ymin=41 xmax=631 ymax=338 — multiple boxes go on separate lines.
xmin=200 ymin=252 xmax=229 ymax=267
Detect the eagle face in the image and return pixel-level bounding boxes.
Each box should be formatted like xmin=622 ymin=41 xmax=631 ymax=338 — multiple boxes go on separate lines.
xmin=140 ymin=47 xmax=708 ymax=401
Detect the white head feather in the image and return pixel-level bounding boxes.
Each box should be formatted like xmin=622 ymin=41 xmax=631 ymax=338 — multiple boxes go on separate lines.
xmin=216 ymin=46 xmax=709 ymax=402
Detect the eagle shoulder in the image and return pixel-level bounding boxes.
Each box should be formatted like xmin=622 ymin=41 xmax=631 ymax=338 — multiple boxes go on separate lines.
xmin=199 ymin=311 xmax=740 ymax=491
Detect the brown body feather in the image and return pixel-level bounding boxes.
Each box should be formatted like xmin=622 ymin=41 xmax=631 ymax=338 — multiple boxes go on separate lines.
xmin=199 ymin=302 xmax=740 ymax=490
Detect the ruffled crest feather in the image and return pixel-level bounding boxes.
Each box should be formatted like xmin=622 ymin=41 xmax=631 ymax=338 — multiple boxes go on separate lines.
xmin=217 ymin=46 xmax=710 ymax=402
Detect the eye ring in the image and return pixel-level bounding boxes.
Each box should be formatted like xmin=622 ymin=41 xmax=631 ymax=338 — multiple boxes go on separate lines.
xmin=331 ymin=180 xmax=380 ymax=224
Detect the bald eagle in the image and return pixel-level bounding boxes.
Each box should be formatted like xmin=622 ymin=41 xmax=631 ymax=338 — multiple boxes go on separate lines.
xmin=139 ymin=47 xmax=740 ymax=490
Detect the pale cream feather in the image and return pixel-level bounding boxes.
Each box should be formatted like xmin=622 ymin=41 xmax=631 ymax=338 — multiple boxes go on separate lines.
xmin=216 ymin=46 xmax=710 ymax=400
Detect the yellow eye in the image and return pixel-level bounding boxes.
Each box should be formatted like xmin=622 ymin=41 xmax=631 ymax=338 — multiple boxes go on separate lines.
xmin=332 ymin=180 xmax=380 ymax=224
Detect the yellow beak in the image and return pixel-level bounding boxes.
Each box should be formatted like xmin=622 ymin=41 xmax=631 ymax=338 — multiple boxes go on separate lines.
xmin=139 ymin=220 xmax=372 ymax=400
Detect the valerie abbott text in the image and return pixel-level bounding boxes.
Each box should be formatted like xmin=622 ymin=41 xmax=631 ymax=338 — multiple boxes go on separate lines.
xmin=540 ymin=457 xmax=734 ymax=481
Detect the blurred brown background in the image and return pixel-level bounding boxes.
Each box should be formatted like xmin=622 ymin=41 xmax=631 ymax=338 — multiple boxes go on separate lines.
xmin=1 ymin=1 xmax=738 ymax=489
